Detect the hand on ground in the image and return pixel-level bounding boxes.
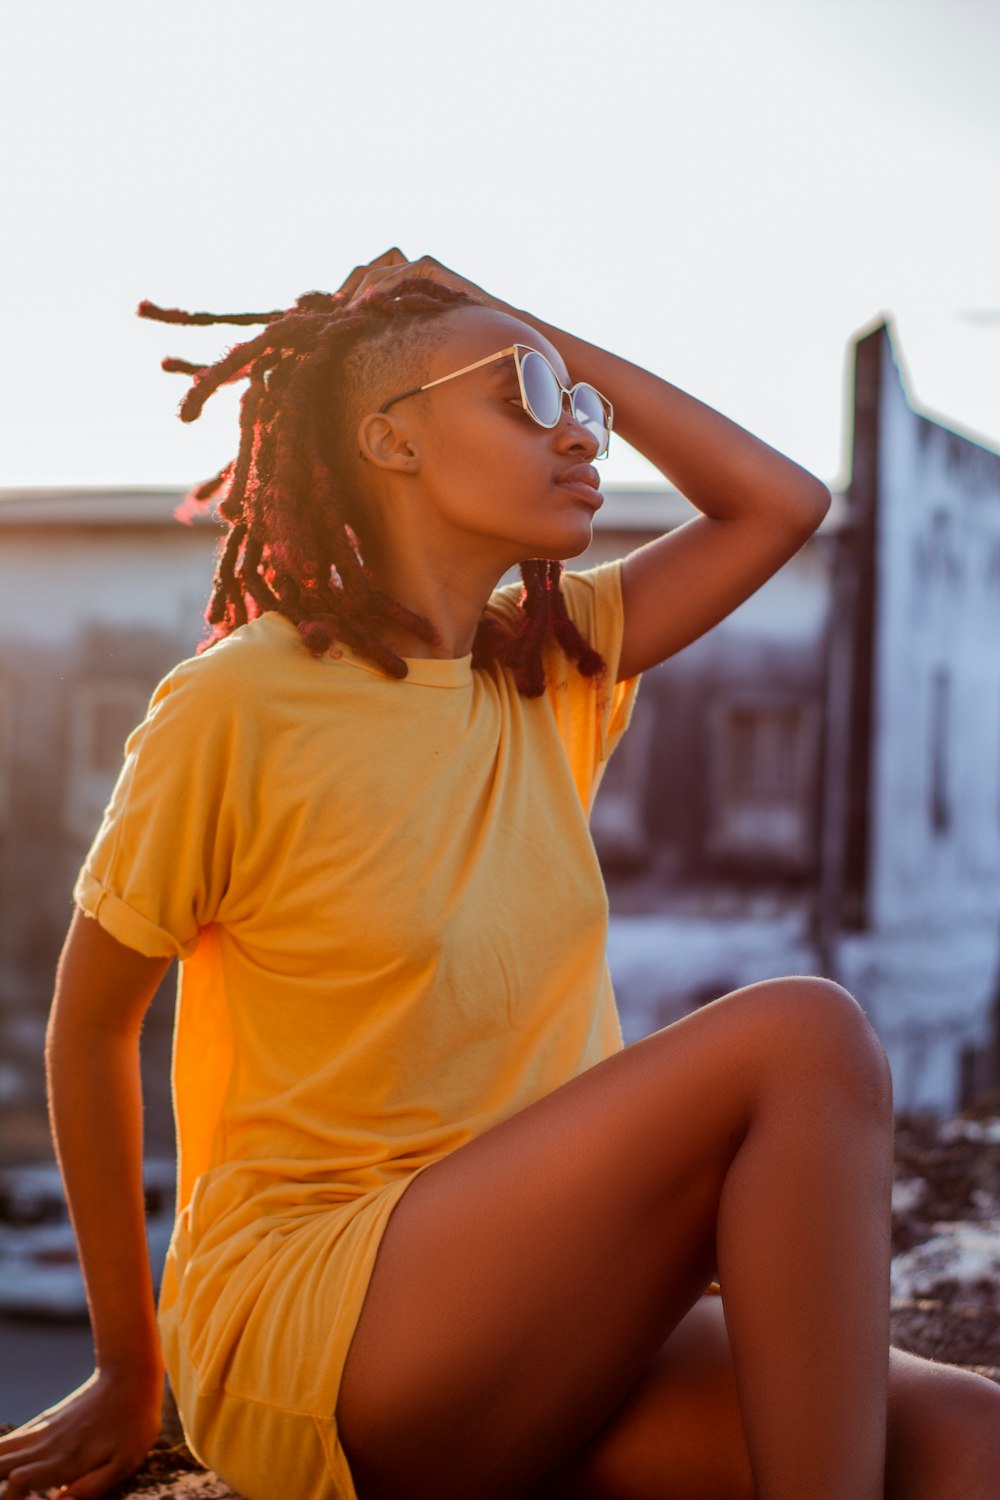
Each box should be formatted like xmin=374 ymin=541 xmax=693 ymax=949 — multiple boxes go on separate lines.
xmin=0 ymin=1365 xmax=163 ymax=1500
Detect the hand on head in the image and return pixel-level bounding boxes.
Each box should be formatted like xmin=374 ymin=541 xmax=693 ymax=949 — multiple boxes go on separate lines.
xmin=336 ymin=248 xmax=511 ymax=318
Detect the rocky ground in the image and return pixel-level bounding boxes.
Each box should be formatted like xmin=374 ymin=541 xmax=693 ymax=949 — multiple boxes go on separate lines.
xmin=887 ymin=1103 xmax=1000 ymax=1379
xmin=4 ymin=1105 xmax=999 ymax=1499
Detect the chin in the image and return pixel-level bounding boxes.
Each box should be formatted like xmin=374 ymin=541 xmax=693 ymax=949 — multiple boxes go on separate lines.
xmin=561 ymin=532 xmax=593 ymax=561
xmin=521 ymin=517 xmax=594 ymax=564
xmin=553 ymin=521 xmax=595 ymax=562
xmin=514 ymin=538 xmax=588 ymax=567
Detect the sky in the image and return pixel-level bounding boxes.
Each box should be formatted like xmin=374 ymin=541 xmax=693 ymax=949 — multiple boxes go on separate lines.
xmin=1 ymin=0 xmax=998 ymax=494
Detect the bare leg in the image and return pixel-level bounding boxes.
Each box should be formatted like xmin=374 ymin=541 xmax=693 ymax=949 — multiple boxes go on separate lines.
xmin=335 ymin=977 xmax=894 ymax=1500
xmin=529 ymin=1296 xmax=1000 ymax=1500
xmin=883 ymin=1354 xmax=1000 ymax=1500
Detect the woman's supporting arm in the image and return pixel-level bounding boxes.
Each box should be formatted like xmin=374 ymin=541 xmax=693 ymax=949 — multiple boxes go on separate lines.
xmin=0 ymin=909 xmax=173 ymax=1500
xmin=47 ymin=908 xmax=173 ymax=1373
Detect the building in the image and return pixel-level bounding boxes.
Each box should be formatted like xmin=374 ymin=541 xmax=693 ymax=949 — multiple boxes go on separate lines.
xmin=1 ymin=313 xmax=999 ymax=1153
xmin=585 ymin=315 xmax=1000 ymax=1112
xmin=830 ymin=316 xmax=1000 ymax=1109
xmin=0 ymin=491 xmax=217 ymax=1156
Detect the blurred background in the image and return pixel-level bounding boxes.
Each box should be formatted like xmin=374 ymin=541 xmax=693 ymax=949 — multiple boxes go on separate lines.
xmin=1 ymin=0 xmax=999 ymax=1427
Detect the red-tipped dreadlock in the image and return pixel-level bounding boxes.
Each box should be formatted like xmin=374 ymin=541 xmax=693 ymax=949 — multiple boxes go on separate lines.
xmin=139 ymin=280 xmax=606 ymax=695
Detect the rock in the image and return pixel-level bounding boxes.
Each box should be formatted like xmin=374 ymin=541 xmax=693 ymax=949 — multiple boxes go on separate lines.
xmin=890 ymin=1224 xmax=1000 ymax=1310
xmin=890 ymin=1298 xmax=1000 ymax=1383
xmin=888 ymin=1106 xmax=1000 ymax=1382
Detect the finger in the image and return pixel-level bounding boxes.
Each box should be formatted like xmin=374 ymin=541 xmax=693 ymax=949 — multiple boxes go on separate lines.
xmin=0 ymin=1431 xmax=48 ymax=1475
xmin=2 ymin=1440 xmax=83 ymax=1496
xmin=345 ymin=263 xmax=414 ymax=305
xmin=0 ymin=1431 xmax=35 ymax=1464
xmin=3 ymin=1441 xmax=118 ymax=1500
xmin=399 ymin=256 xmax=473 ymax=295
xmin=56 ymin=1452 xmax=126 ymax=1500
xmin=335 ymin=247 xmax=409 ymax=301
xmin=388 ymin=253 xmax=441 ymax=278
xmin=4 ymin=1454 xmax=59 ymax=1500
xmin=334 ymin=265 xmax=370 ymax=300
xmin=351 ymin=256 xmax=451 ymax=302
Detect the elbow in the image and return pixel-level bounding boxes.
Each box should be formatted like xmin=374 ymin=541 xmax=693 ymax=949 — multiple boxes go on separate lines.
xmin=793 ymin=474 xmax=832 ymax=510
xmin=812 ymin=482 xmax=833 ymax=514
xmin=788 ymin=481 xmax=831 ymax=533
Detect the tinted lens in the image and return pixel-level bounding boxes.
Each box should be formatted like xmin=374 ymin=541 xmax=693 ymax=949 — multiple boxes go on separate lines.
xmin=571 ymin=383 xmax=611 ymax=458
xmin=519 ymin=350 xmax=562 ymax=426
xmin=519 ymin=350 xmax=611 ymax=457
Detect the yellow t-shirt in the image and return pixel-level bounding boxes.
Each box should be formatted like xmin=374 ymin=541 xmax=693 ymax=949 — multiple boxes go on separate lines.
xmin=74 ymin=558 xmax=641 ymax=1500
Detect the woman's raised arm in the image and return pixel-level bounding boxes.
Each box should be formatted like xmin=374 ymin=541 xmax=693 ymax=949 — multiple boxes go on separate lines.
xmin=0 ymin=909 xmax=172 ymax=1500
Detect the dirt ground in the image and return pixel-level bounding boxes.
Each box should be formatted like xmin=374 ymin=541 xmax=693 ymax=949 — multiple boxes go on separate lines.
xmin=4 ymin=1104 xmax=999 ymax=1499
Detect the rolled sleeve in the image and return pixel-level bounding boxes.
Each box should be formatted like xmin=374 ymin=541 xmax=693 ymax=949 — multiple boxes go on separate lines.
xmin=73 ymin=868 xmax=195 ymax=960
xmin=72 ymin=655 xmax=239 ymax=960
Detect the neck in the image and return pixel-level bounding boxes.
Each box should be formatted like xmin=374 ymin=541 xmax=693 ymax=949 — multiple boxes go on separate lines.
xmin=360 ymin=535 xmax=509 ymax=660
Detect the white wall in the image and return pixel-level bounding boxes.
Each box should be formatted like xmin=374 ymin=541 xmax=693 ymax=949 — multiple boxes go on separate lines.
xmin=0 ymin=521 xmax=216 ymax=654
xmin=849 ymin=328 xmax=1000 ymax=1110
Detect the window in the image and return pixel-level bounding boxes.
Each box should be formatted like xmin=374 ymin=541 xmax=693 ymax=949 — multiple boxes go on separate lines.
xmin=706 ymin=695 xmax=820 ymax=865
xmin=928 ymin=666 xmax=951 ymax=836
xmin=64 ymin=681 xmax=149 ymax=842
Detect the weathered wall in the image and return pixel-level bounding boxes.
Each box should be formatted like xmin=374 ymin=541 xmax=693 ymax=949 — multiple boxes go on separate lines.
xmin=836 ymin=320 xmax=1000 ymax=1110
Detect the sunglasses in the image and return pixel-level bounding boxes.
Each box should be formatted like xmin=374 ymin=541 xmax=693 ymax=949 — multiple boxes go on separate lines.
xmin=378 ymin=344 xmax=614 ymax=460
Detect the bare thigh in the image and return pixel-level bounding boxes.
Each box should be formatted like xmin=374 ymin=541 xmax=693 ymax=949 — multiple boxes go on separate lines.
xmin=528 ymin=1292 xmax=757 ymax=1500
xmin=531 ymin=1295 xmax=1000 ymax=1500
xmin=334 ymin=976 xmax=891 ymax=1500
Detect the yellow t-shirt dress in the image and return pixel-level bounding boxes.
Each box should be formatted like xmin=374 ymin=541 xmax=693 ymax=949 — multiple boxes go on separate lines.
xmin=74 ymin=558 xmax=643 ymax=1500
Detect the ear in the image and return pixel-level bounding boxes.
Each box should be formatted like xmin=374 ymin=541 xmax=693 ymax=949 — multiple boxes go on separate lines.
xmin=356 ymin=411 xmax=421 ymax=474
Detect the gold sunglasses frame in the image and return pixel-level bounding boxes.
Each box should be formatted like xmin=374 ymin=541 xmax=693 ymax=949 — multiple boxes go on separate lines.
xmin=377 ymin=343 xmax=614 ymax=459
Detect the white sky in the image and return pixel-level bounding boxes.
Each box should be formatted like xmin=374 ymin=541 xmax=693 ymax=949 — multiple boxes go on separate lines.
xmin=1 ymin=0 xmax=998 ymax=492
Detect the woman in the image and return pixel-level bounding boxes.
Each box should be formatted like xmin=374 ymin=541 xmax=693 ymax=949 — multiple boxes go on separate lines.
xmin=1 ymin=249 xmax=997 ymax=1500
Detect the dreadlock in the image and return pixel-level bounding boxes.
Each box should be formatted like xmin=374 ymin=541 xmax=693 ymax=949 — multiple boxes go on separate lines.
xmin=138 ymin=279 xmax=606 ymax=696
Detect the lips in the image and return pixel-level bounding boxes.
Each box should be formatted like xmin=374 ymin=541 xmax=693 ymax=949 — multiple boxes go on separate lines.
xmin=554 ymin=464 xmax=601 ymax=490
xmin=554 ymin=463 xmax=603 ymax=511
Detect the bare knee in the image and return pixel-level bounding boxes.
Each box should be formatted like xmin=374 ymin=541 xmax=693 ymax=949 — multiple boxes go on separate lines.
xmin=730 ymin=975 xmax=893 ymax=1119
xmin=887 ymin=1358 xmax=1000 ymax=1499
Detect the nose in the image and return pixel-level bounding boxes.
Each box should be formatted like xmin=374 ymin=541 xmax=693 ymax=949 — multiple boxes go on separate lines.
xmin=554 ymin=391 xmax=602 ymax=459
